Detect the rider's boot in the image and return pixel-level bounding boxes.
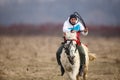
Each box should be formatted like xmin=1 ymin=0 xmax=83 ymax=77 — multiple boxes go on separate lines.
xmin=56 ymin=43 xmax=65 ymax=76
xmin=60 ymin=65 xmax=65 ymax=76
xmin=79 ymin=65 xmax=84 ymax=76
xmin=77 ymin=45 xmax=86 ymax=76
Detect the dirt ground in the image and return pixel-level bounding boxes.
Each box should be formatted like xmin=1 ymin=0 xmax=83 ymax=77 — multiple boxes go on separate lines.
xmin=0 ymin=35 xmax=120 ymax=80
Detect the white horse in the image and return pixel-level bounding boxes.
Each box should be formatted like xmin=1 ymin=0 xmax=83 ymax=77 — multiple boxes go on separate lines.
xmin=61 ymin=32 xmax=95 ymax=80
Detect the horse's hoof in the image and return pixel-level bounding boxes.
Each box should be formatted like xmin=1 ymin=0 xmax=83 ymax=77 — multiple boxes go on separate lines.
xmin=60 ymin=66 xmax=65 ymax=76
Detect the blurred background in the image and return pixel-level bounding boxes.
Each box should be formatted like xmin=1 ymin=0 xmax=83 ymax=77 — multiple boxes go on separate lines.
xmin=0 ymin=0 xmax=120 ymax=36
xmin=0 ymin=0 xmax=120 ymax=80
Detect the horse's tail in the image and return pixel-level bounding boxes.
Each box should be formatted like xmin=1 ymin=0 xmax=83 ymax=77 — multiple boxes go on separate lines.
xmin=88 ymin=53 xmax=96 ymax=61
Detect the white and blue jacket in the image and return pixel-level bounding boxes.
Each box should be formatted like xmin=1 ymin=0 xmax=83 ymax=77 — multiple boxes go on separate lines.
xmin=63 ymin=18 xmax=88 ymax=36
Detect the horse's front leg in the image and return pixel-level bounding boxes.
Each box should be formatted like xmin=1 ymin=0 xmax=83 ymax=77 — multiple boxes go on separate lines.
xmin=72 ymin=67 xmax=80 ymax=80
xmin=66 ymin=72 xmax=76 ymax=80
xmin=76 ymin=74 xmax=80 ymax=80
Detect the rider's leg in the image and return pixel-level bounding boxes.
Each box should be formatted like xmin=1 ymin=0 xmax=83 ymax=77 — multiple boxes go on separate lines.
xmin=56 ymin=43 xmax=65 ymax=76
xmin=56 ymin=44 xmax=64 ymax=65
xmin=77 ymin=45 xmax=86 ymax=76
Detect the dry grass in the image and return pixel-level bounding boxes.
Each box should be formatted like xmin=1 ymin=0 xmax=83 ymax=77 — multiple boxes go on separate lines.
xmin=0 ymin=35 xmax=120 ymax=80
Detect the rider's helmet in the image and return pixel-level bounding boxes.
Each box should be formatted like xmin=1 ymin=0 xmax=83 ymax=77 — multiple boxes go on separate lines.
xmin=69 ymin=14 xmax=78 ymax=25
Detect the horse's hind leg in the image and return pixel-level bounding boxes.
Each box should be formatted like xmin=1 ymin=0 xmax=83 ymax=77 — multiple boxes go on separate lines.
xmin=83 ymin=66 xmax=88 ymax=80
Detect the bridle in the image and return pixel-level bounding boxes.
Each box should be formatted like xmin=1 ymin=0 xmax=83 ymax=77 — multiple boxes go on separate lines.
xmin=64 ymin=39 xmax=78 ymax=53
xmin=63 ymin=40 xmax=72 ymax=55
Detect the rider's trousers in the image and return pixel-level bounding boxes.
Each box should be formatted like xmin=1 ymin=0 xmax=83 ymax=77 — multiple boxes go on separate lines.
xmin=76 ymin=45 xmax=86 ymax=65
xmin=56 ymin=44 xmax=64 ymax=66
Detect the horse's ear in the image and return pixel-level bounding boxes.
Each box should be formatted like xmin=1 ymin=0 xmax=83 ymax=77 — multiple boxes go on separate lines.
xmin=72 ymin=41 xmax=76 ymax=45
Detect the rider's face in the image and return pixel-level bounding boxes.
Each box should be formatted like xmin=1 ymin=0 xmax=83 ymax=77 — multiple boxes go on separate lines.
xmin=70 ymin=18 xmax=77 ymax=25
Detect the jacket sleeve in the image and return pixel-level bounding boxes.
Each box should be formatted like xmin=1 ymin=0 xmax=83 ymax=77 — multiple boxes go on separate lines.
xmin=79 ymin=22 xmax=88 ymax=36
xmin=63 ymin=21 xmax=71 ymax=32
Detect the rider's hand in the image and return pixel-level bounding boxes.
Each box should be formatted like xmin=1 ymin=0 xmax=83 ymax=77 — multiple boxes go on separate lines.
xmin=84 ymin=28 xmax=88 ymax=33
xmin=71 ymin=30 xmax=76 ymax=33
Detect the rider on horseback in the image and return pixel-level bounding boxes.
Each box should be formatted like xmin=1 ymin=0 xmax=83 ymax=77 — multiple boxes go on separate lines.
xmin=56 ymin=12 xmax=88 ymax=76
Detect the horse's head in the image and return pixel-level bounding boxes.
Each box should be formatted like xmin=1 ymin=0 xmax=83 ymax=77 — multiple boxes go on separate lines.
xmin=64 ymin=32 xmax=78 ymax=56
xmin=64 ymin=40 xmax=77 ymax=57
xmin=64 ymin=40 xmax=77 ymax=65
xmin=63 ymin=32 xmax=78 ymax=65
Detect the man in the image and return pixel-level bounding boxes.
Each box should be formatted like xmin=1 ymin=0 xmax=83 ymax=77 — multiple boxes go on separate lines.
xmin=56 ymin=12 xmax=88 ymax=76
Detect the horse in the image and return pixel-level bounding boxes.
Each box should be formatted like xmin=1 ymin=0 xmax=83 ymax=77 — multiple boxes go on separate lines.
xmin=60 ymin=32 xmax=96 ymax=80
